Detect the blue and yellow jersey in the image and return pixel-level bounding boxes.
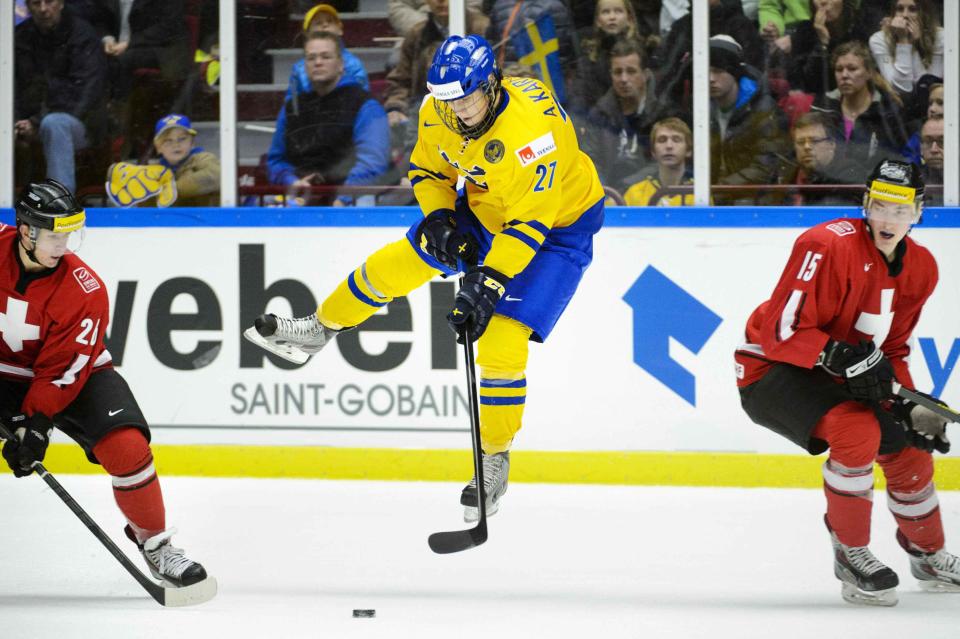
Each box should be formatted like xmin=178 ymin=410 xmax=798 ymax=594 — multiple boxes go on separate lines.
xmin=408 ymin=77 xmax=604 ymax=278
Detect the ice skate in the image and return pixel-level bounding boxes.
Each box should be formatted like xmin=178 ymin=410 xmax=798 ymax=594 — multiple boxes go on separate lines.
xmin=898 ymin=530 xmax=960 ymax=592
xmin=243 ymin=313 xmax=337 ymax=364
xmin=826 ymin=519 xmax=899 ymax=606
xmin=126 ymin=526 xmax=210 ymax=589
xmin=461 ymin=451 xmax=509 ymax=522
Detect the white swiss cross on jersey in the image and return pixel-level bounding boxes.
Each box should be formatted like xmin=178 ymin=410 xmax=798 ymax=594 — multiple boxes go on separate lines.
xmin=0 ymin=296 xmax=41 ymax=352
xmin=854 ymin=288 xmax=895 ymax=349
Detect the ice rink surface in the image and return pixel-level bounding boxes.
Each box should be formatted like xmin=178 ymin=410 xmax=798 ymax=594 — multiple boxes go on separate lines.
xmin=2 ymin=475 xmax=959 ymax=639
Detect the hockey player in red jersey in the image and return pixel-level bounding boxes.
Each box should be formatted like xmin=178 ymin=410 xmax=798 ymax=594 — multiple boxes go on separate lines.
xmin=0 ymin=180 xmax=214 ymax=594
xmin=735 ymin=159 xmax=958 ymax=606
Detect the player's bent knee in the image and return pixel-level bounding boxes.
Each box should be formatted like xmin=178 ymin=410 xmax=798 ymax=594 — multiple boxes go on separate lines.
xmin=365 ymin=239 xmax=438 ymax=297
xmin=476 ymin=315 xmax=532 ymax=375
xmin=92 ymin=427 xmax=152 ymax=476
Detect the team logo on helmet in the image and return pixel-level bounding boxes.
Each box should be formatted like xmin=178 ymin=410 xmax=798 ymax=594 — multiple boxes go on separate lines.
xmin=879 ymin=163 xmax=908 ymax=182
xmin=484 ymin=140 xmax=505 ymax=163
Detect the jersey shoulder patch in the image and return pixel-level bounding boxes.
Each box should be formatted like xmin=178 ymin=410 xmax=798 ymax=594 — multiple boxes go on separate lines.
xmin=515 ymin=131 xmax=557 ymax=167
xmin=825 ymin=220 xmax=857 ymax=237
xmin=72 ymin=266 xmax=102 ymax=294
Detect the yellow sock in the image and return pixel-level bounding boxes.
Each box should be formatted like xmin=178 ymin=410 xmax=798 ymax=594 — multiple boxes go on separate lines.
xmin=318 ymin=238 xmax=439 ymax=329
xmin=476 ymin=315 xmax=532 ymax=454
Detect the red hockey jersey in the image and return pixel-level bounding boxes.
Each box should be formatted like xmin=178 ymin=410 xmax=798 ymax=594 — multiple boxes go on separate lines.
xmin=735 ymin=218 xmax=938 ymax=390
xmin=0 ymin=225 xmax=112 ymax=416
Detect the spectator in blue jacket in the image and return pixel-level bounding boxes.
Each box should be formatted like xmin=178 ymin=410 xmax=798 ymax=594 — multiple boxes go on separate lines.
xmin=285 ymin=3 xmax=369 ymax=101
xmin=268 ymin=32 xmax=389 ymax=206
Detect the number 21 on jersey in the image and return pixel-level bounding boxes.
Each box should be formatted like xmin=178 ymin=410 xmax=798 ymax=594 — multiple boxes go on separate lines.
xmin=797 ymin=251 xmax=823 ymax=282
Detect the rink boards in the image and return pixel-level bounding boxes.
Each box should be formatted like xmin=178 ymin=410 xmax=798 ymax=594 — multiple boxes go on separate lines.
xmin=3 ymin=206 xmax=958 ymax=486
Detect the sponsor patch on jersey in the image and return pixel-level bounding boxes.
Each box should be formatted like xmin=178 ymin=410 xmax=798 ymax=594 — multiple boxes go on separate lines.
xmin=826 ymin=221 xmax=856 ymax=236
xmin=515 ymin=132 xmax=557 ymax=167
xmin=73 ymin=267 xmax=101 ymax=293
xmin=484 ymin=139 xmax=505 ymax=163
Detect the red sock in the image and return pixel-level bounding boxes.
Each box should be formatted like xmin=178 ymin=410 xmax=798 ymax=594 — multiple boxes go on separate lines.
xmin=92 ymin=427 xmax=165 ymax=543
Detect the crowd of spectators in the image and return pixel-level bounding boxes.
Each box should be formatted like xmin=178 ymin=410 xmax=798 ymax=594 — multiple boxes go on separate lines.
xmin=11 ymin=0 xmax=951 ymax=207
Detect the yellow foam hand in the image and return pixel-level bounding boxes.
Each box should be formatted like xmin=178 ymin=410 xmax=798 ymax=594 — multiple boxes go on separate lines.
xmin=106 ymin=163 xmax=178 ymax=208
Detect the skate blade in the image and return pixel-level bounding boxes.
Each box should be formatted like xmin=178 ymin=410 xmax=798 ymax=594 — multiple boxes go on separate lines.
xmin=162 ymin=576 xmax=218 ymax=607
xmin=463 ymin=500 xmax=499 ymax=523
xmin=917 ymin=579 xmax=960 ymax=593
xmin=841 ymin=582 xmax=898 ymax=606
xmin=243 ymin=326 xmax=311 ymax=365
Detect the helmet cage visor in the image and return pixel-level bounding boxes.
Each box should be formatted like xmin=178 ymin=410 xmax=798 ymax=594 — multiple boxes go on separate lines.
xmin=18 ymin=208 xmax=86 ymax=254
xmin=431 ymin=77 xmax=501 ymax=139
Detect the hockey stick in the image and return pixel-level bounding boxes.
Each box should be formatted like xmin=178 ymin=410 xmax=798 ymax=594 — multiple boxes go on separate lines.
xmin=894 ymin=382 xmax=960 ymax=424
xmin=428 ymin=321 xmax=488 ymax=554
xmin=0 ymin=422 xmax=216 ymax=607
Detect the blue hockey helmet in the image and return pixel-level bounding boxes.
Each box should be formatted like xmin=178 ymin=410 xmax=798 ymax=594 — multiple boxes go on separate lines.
xmin=426 ymin=35 xmax=502 ymax=139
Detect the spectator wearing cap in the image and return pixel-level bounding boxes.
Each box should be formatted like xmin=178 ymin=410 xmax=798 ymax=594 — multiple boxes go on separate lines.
xmin=383 ymin=0 xmax=488 ymax=127
xmin=708 ymin=34 xmax=789 ymax=203
xmin=775 ymin=111 xmax=863 ymax=206
xmin=654 ymin=0 xmax=764 ymax=113
xmin=286 ymin=3 xmax=369 ymax=101
xmin=14 ymin=0 xmax=107 ymax=192
xmin=267 ymin=32 xmax=390 ymax=206
xmin=152 ymin=114 xmax=220 ymax=207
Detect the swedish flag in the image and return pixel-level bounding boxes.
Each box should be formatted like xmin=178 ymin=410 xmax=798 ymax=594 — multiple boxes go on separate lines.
xmin=510 ymin=13 xmax=566 ymax=104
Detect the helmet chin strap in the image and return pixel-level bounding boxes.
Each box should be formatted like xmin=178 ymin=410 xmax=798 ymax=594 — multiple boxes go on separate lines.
xmin=20 ymin=227 xmax=47 ymax=266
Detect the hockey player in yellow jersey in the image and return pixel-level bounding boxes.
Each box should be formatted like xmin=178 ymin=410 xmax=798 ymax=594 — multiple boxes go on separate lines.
xmin=245 ymin=34 xmax=605 ymax=521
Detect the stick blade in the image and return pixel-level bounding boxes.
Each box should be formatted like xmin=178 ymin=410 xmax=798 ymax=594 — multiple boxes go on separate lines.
xmin=428 ymin=523 xmax=488 ymax=554
xmin=159 ymin=577 xmax=218 ymax=607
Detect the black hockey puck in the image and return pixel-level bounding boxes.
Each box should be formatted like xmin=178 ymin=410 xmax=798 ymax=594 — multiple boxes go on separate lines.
xmin=352 ymin=609 xmax=376 ymax=618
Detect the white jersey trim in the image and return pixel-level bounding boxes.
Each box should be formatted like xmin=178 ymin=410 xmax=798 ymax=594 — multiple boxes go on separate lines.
xmin=779 ymin=290 xmax=804 ymax=342
xmin=0 ymin=361 xmax=35 ymax=378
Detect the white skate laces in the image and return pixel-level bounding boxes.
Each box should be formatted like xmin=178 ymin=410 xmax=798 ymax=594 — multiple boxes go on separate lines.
xmin=243 ymin=313 xmax=338 ymax=364
xmin=910 ymin=548 xmax=960 ymax=591
xmin=271 ymin=315 xmax=326 ymax=348
xmin=139 ymin=528 xmax=208 ymax=587
xmin=842 ymin=545 xmax=890 ymax=576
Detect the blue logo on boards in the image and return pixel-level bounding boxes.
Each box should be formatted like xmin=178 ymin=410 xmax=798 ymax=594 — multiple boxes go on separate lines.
xmin=622 ymin=266 xmax=722 ymax=406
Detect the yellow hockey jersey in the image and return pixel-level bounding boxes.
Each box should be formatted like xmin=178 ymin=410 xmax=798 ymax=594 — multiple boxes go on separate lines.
xmin=408 ymin=77 xmax=604 ymax=278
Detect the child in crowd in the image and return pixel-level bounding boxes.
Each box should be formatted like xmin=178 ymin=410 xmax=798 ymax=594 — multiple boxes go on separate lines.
xmin=107 ymin=114 xmax=220 ymax=208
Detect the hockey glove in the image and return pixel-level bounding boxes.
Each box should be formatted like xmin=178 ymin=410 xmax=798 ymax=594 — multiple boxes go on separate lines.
xmin=416 ymin=209 xmax=478 ymax=270
xmin=819 ymin=339 xmax=895 ymax=403
xmin=895 ymin=393 xmax=951 ymax=454
xmin=447 ymin=266 xmax=510 ymax=343
xmin=2 ymin=413 xmax=54 ymax=478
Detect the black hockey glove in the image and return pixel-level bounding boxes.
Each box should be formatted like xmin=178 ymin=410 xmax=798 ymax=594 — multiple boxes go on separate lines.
xmin=447 ymin=266 xmax=510 ymax=343
xmin=2 ymin=413 xmax=54 ymax=478
xmin=894 ymin=393 xmax=951 ymax=454
xmin=819 ymin=339 xmax=895 ymax=403
xmin=415 ymin=209 xmax=478 ymax=270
